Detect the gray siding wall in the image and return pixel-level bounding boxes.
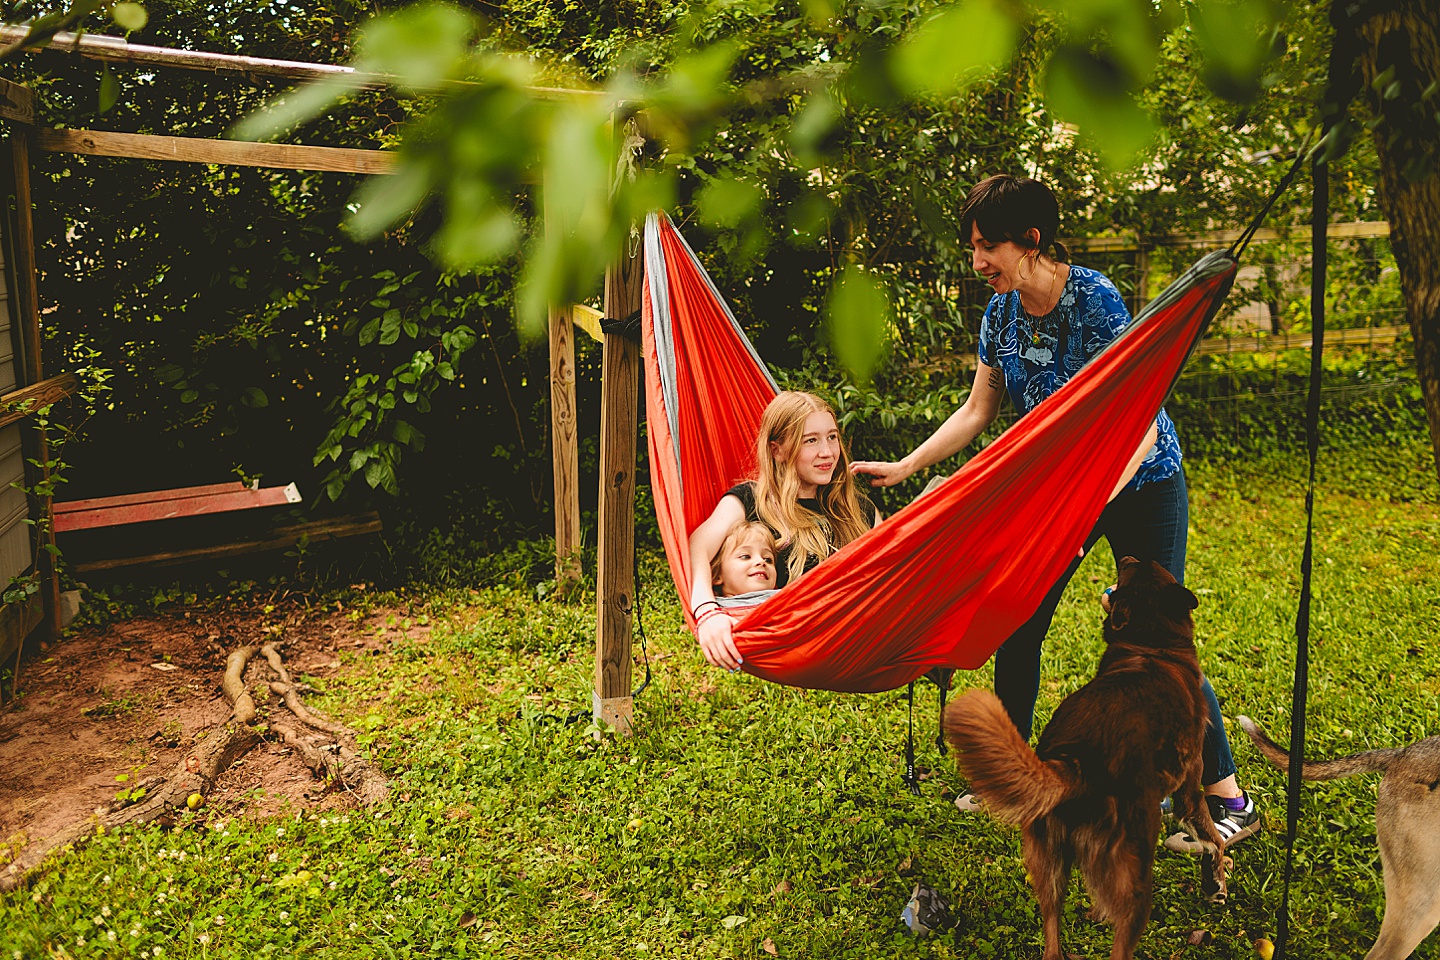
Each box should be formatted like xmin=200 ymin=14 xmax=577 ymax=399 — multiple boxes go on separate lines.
xmin=0 ymin=223 xmax=34 ymax=584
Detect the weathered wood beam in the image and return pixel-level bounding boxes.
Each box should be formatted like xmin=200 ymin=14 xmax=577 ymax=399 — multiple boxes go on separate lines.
xmin=35 ymin=128 xmax=403 ymax=175
xmin=570 ymin=302 xmax=604 ymax=342
xmin=594 ymin=252 xmax=643 ymax=734
xmin=0 ymin=372 xmax=78 ymax=430
xmin=71 ymin=513 xmax=383 ymax=574
xmin=0 ymin=76 xmax=33 ymax=124
xmin=549 ymin=304 xmax=582 ymax=590
xmin=0 ymin=26 xmax=606 ymax=101
xmin=1065 ymin=221 xmax=1391 ymax=254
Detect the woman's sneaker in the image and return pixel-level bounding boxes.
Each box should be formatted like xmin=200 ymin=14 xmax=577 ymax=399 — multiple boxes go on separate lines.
xmin=1164 ymin=792 xmax=1261 ymax=853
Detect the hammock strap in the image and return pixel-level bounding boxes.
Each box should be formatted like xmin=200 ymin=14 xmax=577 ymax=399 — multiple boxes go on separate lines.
xmin=1228 ymin=131 xmax=1314 ymax=262
xmin=1275 ymin=143 xmax=1327 ymax=960
xmin=904 ymin=683 xmax=920 ymax=795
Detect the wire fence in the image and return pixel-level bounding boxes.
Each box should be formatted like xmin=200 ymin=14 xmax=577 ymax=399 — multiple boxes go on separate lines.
xmin=1070 ymin=224 xmax=1419 ymax=454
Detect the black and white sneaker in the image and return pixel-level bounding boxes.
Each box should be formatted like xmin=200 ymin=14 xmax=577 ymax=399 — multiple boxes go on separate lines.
xmin=1164 ymin=792 xmax=1261 ymax=853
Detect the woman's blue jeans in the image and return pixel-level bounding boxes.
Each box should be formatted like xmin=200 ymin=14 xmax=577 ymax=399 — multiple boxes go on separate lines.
xmin=991 ymin=468 xmax=1238 ymax=786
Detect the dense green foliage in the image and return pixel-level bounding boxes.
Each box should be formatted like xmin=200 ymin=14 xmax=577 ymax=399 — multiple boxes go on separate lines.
xmin=3 ymin=444 xmax=1438 ymax=958
xmin=0 ymin=0 xmax=1421 ymax=562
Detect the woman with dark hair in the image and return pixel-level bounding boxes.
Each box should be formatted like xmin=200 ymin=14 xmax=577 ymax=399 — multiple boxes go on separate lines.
xmin=851 ymin=174 xmax=1259 ymax=853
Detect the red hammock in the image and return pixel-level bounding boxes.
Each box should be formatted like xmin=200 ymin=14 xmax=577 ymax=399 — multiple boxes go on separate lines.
xmin=642 ymin=212 xmax=1236 ymax=694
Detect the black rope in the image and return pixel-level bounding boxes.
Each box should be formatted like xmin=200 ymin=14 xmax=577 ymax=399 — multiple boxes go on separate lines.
xmin=1274 ymin=142 xmax=1327 ymax=960
xmin=521 ymin=560 xmax=652 ymax=728
xmin=903 ymin=681 xmax=921 ymax=795
xmin=1227 ymin=130 xmax=1314 ymax=263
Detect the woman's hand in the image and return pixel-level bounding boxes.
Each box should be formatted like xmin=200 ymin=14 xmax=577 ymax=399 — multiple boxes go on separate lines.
xmin=850 ymin=459 xmax=913 ymax=488
xmin=697 ymin=613 xmax=742 ymax=671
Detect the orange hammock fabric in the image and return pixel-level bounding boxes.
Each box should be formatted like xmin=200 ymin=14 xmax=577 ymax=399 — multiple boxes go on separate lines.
xmin=642 ymin=212 xmax=1237 ymax=694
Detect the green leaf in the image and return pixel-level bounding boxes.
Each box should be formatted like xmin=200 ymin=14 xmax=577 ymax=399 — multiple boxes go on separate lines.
xmin=241 ymin=387 xmax=268 ymax=408
xmin=353 ymin=2 xmax=479 ymax=91
xmin=347 ymin=161 xmax=434 ymax=240
xmin=696 ymin=177 xmax=764 ymax=229
xmin=1189 ymin=0 xmax=1278 ymax=103
xmin=826 ymin=267 xmax=891 ymax=385
xmin=1043 ymin=45 xmax=1156 ymax=171
xmin=890 ymin=0 xmax=1019 ymax=97
xmin=98 ymin=67 xmax=119 ymax=115
xmin=111 ymin=2 xmax=147 ymax=32
xmin=229 ymin=73 xmax=362 ymax=143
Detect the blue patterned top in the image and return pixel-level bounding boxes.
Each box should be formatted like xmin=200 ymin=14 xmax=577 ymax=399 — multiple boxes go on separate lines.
xmin=976 ymin=265 xmax=1182 ymax=492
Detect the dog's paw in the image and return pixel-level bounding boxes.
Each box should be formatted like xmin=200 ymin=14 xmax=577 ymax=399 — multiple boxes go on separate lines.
xmin=1200 ymin=852 xmax=1228 ymax=905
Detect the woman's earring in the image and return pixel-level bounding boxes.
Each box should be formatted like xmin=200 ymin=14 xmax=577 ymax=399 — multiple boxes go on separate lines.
xmin=1018 ymin=253 xmax=1036 ymax=283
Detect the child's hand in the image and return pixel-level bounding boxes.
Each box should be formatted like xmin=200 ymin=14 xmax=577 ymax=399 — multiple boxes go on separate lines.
xmin=1100 ymin=584 xmax=1116 ymax=614
xmin=697 ymin=613 xmax=743 ymax=671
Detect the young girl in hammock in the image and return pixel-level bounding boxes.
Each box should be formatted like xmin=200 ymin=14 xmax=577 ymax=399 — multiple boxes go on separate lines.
xmin=688 ymin=391 xmax=879 ymax=671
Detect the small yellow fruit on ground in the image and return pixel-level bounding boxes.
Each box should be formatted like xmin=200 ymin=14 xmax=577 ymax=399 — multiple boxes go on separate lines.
xmin=186 ymin=793 xmax=203 ymax=809
xmin=1254 ymin=937 xmax=1275 ymax=960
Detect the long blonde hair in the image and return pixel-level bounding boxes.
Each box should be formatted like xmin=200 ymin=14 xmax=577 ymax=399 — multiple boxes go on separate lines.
xmin=752 ymin=391 xmax=873 ymax=583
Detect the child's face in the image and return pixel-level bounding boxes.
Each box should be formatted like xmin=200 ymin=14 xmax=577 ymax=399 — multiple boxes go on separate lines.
xmin=714 ymin=533 xmax=776 ymax=595
xmin=790 ymin=410 xmax=841 ymax=493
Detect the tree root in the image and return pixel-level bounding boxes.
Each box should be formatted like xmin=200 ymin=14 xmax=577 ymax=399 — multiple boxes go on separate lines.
xmin=1 ymin=721 xmax=259 ymax=893
xmin=0 ymin=638 xmax=386 ymax=892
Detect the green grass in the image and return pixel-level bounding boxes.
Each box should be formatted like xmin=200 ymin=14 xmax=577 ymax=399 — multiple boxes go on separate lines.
xmin=3 ymin=439 xmax=1440 ymax=959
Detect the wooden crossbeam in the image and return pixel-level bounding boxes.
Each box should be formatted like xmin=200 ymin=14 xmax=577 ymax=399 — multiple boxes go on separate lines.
xmin=1065 ymin=221 xmax=1391 ymax=254
xmin=571 ymin=303 xmax=604 ymax=343
xmin=54 ymin=482 xmax=302 ymax=532
xmin=0 ymin=26 xmax=606 ymax=101
xmin=0 ymin=76 xmax=33 ymax=124
xmin=71 ymin=512 xmax=383 ymax=573
xmin=36 ymin=128 xmax=400 ymax=175
xmin=0 ymin=373 xmax=79 ymax=430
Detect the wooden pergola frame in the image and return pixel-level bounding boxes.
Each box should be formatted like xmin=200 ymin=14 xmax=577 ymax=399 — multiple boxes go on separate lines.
xmin=0 ymin=35 xmax=639 ymax=731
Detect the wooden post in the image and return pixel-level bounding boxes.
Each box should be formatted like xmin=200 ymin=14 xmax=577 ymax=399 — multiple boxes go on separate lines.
xmin=549 ymin=303 xmax=581 ymax=590
xmin=1134 ymin=245 xmax=1150 ymax=315
xmin=6 ymin=120 xmax=61 ymax=639
xmin=593 ymin=217 xmax=644 ymax=735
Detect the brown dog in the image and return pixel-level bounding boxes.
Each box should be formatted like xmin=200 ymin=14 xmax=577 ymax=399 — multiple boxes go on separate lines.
xmin=1239 ymin=717 xmax=1440 ymax=960
xmin=944 ymin=557 xmax=1227 ymax=960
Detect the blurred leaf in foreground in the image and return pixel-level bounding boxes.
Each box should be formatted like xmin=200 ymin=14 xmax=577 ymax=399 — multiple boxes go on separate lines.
xmin=827 ymin=267 xmax=891 ymax=385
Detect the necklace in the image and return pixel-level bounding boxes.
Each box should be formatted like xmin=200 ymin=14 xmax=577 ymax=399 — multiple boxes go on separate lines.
xmin=1027 ymin=261 xmax=1063 ymax=346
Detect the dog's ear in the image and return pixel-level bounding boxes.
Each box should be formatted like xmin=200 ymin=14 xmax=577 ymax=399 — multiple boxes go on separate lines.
xmin=1164 ymin=582 xmax=1199 ymax=612
xmin=1108 ymin=601 xmax=1131 ymax=632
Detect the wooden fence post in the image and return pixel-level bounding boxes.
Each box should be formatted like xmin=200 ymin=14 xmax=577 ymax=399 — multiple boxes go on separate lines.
xmin=548 ymin=303 xmax=581 ymax=590
xmin=594 ymin=260 xmax=643 ymax=733
xmin=593 ymin=120 xmax=644 ymax=734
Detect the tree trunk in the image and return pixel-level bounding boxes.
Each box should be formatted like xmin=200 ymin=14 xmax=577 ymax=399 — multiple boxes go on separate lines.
xmin=1351 ymin=0 xmax=1440 ymax=485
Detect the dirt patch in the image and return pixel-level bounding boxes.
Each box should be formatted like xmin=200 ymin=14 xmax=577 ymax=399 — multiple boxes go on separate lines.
xmin=0 ymin=597 xmax=430 ymax=849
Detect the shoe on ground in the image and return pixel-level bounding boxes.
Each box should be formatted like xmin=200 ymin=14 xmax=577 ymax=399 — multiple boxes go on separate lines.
xmin=1164 ymin=792 xmax=1261 ymax=853
xmin=954 ymin=792 xmax=984 ymax=813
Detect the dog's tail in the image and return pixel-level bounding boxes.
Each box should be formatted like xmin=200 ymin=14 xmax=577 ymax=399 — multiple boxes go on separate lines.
xmin=944 ymin=690 xmax=1080 ymax=826
xmin=1237 ymin=716 xmax=1403 ymax=780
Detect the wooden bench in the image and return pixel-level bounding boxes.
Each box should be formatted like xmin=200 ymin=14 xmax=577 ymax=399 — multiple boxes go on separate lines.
xmin=52 ymin=481 xmax=382 ymax=573
xmin=54 ymin=480 xmax=302 ymax=532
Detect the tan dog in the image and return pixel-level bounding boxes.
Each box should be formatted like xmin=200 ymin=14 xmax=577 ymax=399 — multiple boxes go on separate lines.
xmin=1239 ymin=717 xmax=1440 ymax=960
xmin=945 ymin=557 xmax=1227 ymax=960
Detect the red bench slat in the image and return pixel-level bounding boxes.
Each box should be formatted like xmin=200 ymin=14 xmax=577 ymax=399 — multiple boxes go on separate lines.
xmin=54 ymin=482 xmax=302 ymax=532
xmin=54 ymin=481 xmax=260 ymax=514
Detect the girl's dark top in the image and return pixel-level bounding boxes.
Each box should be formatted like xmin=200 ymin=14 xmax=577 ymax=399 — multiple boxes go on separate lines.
xmin=724 ymin=481 xmax=878 ymax=589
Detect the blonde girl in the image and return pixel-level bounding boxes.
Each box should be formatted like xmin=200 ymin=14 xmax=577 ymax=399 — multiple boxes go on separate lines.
xmin=688 ymin=391 xmax=879 ymax=670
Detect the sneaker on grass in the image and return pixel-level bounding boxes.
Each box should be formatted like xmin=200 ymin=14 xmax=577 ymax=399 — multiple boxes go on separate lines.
xmin=1164 ymin=792 xmax=1261 ymax=853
